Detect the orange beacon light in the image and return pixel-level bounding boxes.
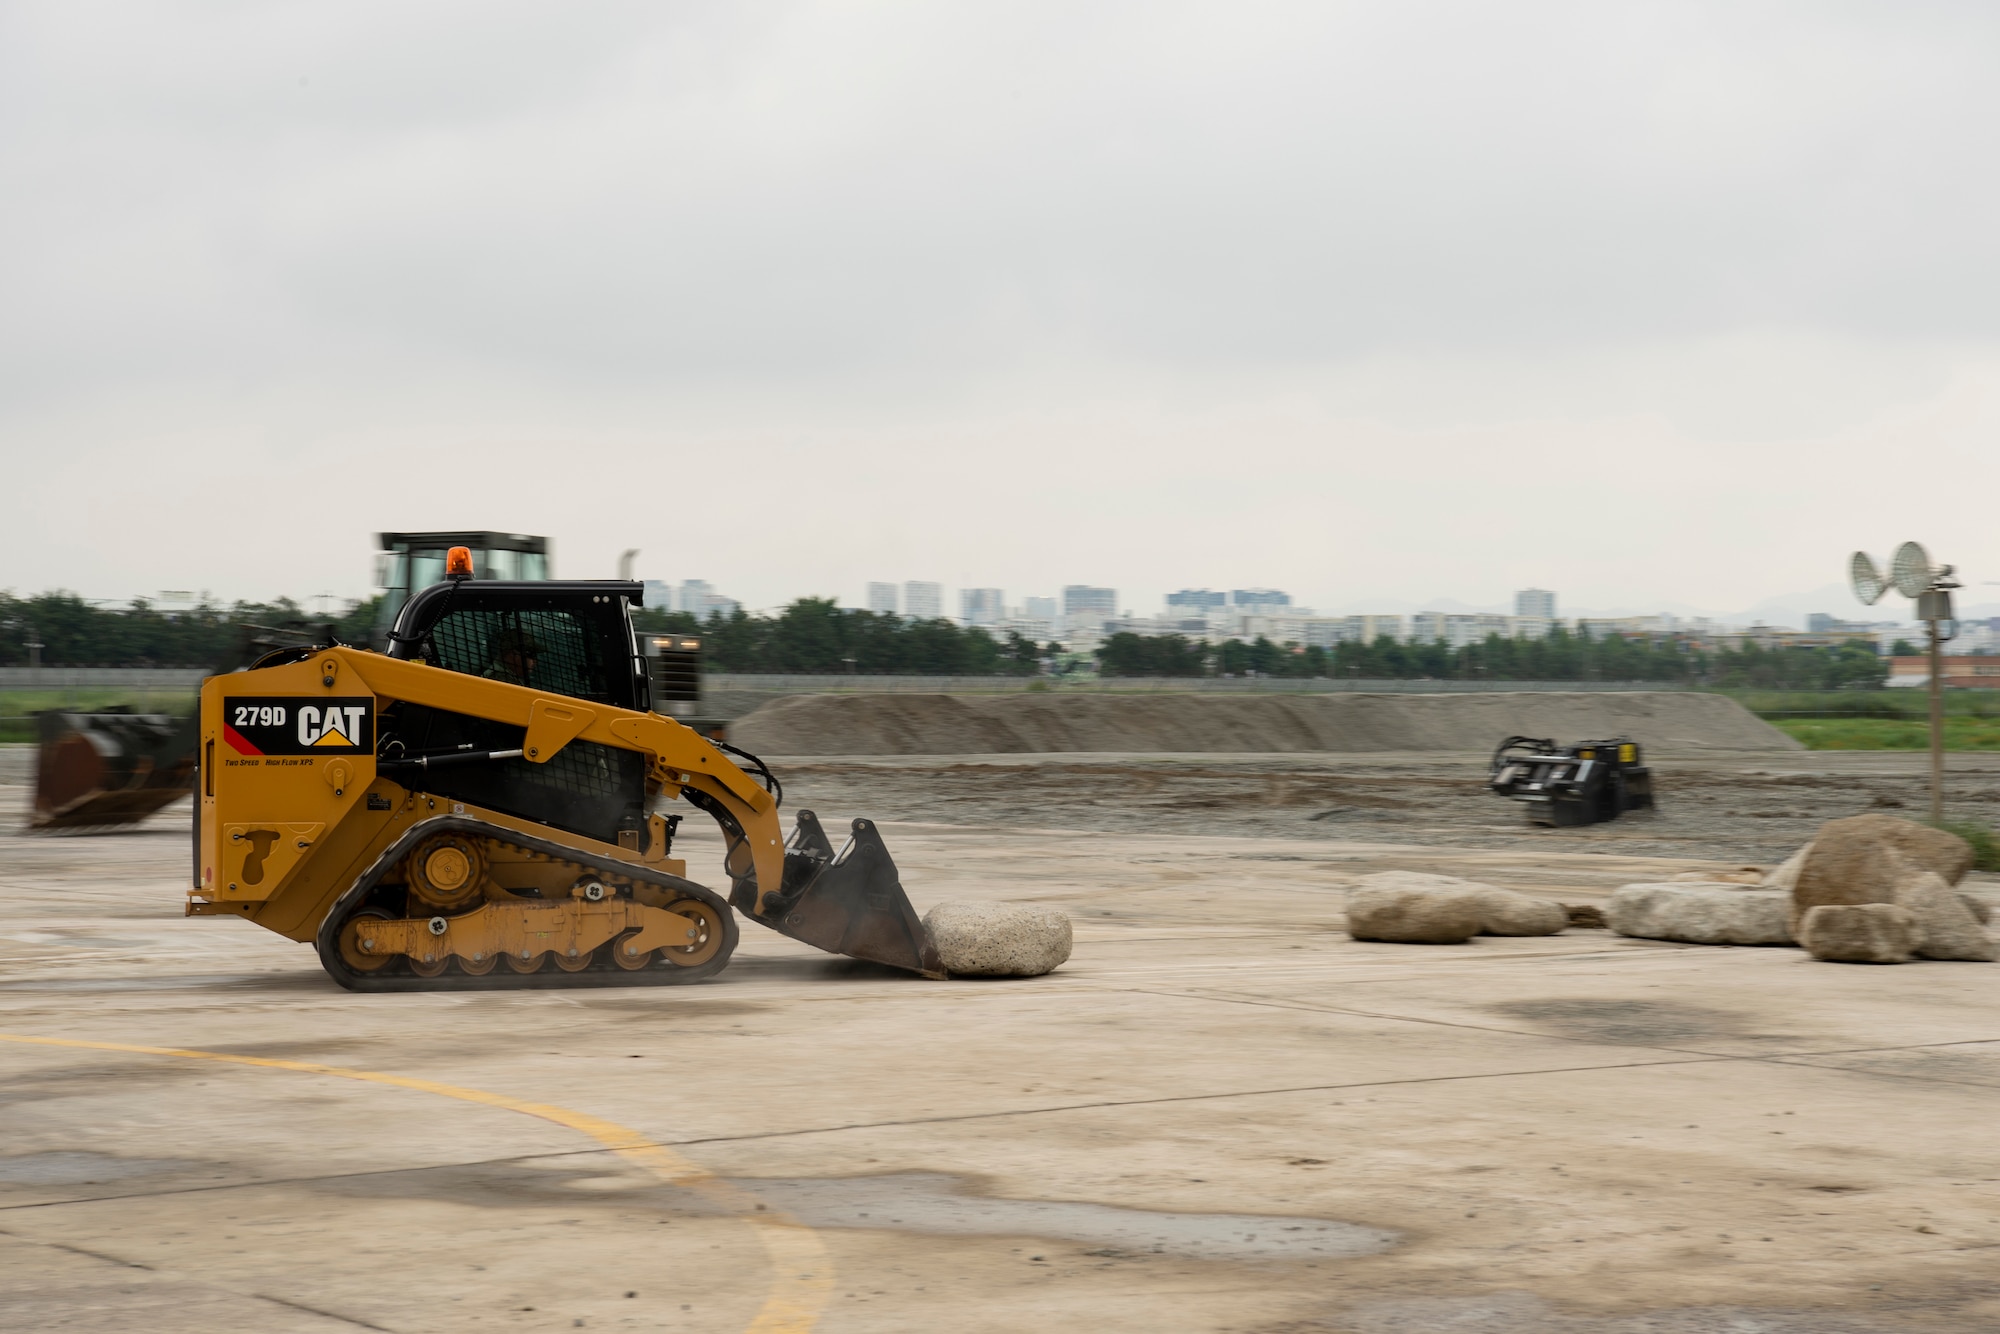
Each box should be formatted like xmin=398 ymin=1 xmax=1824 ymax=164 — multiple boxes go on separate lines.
xmin=445 ymin=546 xmax=474 ymax=578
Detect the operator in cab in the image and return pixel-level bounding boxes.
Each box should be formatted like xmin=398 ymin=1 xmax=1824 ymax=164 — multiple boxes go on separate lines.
xmin=482 ymin=626 xmax=540 ymax=686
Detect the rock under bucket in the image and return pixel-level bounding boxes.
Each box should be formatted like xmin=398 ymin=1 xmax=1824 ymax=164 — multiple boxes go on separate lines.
xmin=925 ymin=901 xmax=1073 ymax=977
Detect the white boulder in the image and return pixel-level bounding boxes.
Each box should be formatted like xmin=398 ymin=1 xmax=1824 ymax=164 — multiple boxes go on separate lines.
xmin=1762 ymin=844 xmax=1811 ymax=893
xmin=925 ymin=900 xmax=1073 ymax=977
xmin=1894 ymin=872 xmax=1997 ymax=962
xmin=1472 ymin=888 xmax=1569 ymax=937
xmin=1604 ymin=884 xmax=1795 ymax=946
xmin=1799 ymin=903 xmax=1918 ymax=963
xmin=1344 ymin=872 xmax=1564 ymax=943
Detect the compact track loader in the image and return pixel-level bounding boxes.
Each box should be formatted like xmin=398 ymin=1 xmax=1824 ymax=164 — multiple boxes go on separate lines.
xmin=1487 ymin=735 xmax=1655 ymax=827
xmin=190 ymin=556 xmax=940 ymax=989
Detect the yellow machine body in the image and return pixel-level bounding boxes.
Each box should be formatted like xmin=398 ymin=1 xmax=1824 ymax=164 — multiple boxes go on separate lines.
xmin=191 ymin=594 xmax=940 ymax=990
xmin=192 ymin=648 xmax=779 ymax=986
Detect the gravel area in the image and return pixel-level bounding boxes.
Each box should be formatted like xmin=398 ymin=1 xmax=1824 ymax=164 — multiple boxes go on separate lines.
xmin=764 ymin=749 xmax=2000 ymax=866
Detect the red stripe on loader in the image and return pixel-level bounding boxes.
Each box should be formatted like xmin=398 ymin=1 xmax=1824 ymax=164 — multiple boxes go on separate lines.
xmin=223 ymin=725 xmax=263 ymax=756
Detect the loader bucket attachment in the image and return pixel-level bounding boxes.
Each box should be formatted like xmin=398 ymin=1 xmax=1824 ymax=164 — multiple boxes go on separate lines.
xmin=737 ymin=810 xmax=943 ymax=977
xmin=31 ymin=710 xmax=199 ymax=831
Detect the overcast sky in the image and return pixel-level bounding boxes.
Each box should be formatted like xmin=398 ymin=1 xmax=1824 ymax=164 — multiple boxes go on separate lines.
xmin=5 ymin=2 xmax=1999 ymax=621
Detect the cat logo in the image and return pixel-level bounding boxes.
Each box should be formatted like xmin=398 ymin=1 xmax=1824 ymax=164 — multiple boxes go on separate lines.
xmin=300 ymin=705 xmax=368 ymax=748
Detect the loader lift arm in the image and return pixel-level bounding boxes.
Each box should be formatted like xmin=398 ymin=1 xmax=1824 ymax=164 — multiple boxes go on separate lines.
xmin=193 ymin=572 xmax=940 ymax=988
xmin=344 ymin=650 xmax=791 ymax=907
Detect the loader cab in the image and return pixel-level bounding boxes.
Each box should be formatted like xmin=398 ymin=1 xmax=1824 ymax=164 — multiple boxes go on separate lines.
xmin=379 ymin=579 xmax=651 ymax=844
xmin=371 ymin=532 xmax=551 ymax=649
xmin=385 ymin=578 xmax=650 ymax=711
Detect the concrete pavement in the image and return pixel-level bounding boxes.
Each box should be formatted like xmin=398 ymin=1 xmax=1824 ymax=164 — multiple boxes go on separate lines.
xmin=3 ymin=779 xmax=1998 ymax=1331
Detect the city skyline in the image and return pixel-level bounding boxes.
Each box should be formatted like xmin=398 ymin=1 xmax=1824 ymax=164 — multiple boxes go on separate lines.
xmin=621 ymin=575 xmax=1987 ymax=656
xmin=28 ymin=561 xmax=1979 ymax=633
xmin=628 ymin=572 xmax=1972 ymax=638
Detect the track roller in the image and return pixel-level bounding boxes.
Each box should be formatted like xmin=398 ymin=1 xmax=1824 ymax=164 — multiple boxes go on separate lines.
xmin=315 ymin=816 xmax=739 ymax=992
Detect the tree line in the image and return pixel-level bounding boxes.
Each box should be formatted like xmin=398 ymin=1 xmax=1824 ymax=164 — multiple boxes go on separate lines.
xmin=1096 ymin=626 xmax=1891 ymax=688
xmin=0 ymin=589 xmax=1896 ymax=689
xmin=0 ymin=590 xmax=1040 ymax=674
xmin=634 ymin=599 xmax=1045 ymax=675
xmin=0 ymin=592 xmax=382 ymax=667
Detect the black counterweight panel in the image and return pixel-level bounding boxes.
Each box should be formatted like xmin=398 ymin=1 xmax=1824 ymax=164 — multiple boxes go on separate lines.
xmin=384 ymin=703 xmax=645 ymax=845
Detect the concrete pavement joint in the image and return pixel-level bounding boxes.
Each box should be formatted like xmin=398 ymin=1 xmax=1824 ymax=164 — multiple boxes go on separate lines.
xmin=0 ymin=1152 xmax=635 ymax=1215
xmin=1119 ymin=983 xmax=2000 ymax=1076
xmin=0 ymin=1033 xmax=833 ymax=1334
xmin=12 ymin=1035 xmax=1990 ymax=1219
xmin=652 ymin=1055 xmax=1742 ymax=1147
xmin=656 ymin=1034 xmax=2000 ymax=1148
xmin=0 ymin=1226 xmax=395 ymax=1331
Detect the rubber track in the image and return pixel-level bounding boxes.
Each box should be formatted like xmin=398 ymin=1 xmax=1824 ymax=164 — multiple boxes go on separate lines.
xmin=313 ymin=815 xmax=740 ymax=993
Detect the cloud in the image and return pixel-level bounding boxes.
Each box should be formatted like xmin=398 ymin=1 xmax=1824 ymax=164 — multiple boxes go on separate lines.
xmin=4 ymin=1 xmax=1998 ymax=615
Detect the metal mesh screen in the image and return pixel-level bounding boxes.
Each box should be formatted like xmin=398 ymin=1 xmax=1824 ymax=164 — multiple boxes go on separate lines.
xmin=506 ymin=737 xmax=641 ymax=803
xmin=426 ymin=608 xmax=615 ymax=705
xmin=390 ymin=703 xmax=645 ymax=841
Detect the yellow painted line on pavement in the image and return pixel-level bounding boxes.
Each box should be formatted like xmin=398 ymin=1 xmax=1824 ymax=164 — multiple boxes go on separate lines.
xmin=0 ymin=1032 xmax=833 ymax=1333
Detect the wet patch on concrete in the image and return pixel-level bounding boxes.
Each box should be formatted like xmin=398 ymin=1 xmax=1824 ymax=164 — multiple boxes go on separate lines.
xmin=1489 ymin=998 xmax=1773 ymax=1047
xmin=0 ymin=972 xmax=326 ymax=994
xmin=213 ymin=970 xmax=345 ymax=992
xmin=0 ymin=1150 xmax=197 ymax=1187
xmin=1277 ymin=1291 xmax=1978 ymax=1332
xmin=725 ymin=955 xmax=934 ymax=982
xmin=1786 ymin=1042 xmax=2000 ymax=1089
xmin=329 ymin=1160 xmax=1392 ymax=1261
xmin=0 ymin=1059 xmax=235 ymax=1109
xmin=661 ymin=1170 xmax=1391 ymax=1262
xmin=187 ymin=1035 xmax=385 ymax=1061
xmin=568 ymin=997 xmax=773 ymax=1017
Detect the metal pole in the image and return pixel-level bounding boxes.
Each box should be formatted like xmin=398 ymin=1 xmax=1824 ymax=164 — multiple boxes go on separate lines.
xmin=1928 ymin=617 xmax=1944 ymax=825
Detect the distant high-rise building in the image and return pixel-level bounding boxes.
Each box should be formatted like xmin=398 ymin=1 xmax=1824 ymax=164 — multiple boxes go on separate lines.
xmin=1805 ymin=612 xmax=1879 ymax=636
xmin=1440 ymin=613 xmax=1513 ymax=648
xmin=1408 ymin=610 xmax=1509 ymax=647
xmin=642 ymin=579 xmax=675 ymax=611
xmin=904 ymin=581 xmax=944 ymax=621
xmin=676 ymin=579 xmax=712 ymax=615
xmin=1343 ymin=614 xmax=1406 ymax=644
xmin=1515 ymin=588 xmax=1557 ymax=619
xmin=1063 ymin=586 xmax=1118 ymax=622
xmin=866 ymin=582 xmax=899 ymax=615
xmin=1230 ymin=588 xmax=1291 ymax=615
xmin=1023 ymin=596 xmax=1058 ymax=622
xmin=672 ymin=579 xmax=738 ymax=620
xmin=1166 ymin=589 xmax=1228 ymax=611
xmin=960 ymin=588 xmax=1004 ymax=626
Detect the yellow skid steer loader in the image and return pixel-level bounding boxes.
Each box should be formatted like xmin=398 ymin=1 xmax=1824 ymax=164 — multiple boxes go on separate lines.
xmin=190 ymin=551 xmax=940 ymax=989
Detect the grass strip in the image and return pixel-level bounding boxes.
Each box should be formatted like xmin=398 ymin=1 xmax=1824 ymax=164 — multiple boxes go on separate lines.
xmin=1768 ymin=717 xmax=2000 ymax=751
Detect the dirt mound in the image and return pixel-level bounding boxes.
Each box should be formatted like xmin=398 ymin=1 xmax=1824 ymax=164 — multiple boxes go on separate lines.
xmin=729 ymin=691 xmax=1800 ymax=756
